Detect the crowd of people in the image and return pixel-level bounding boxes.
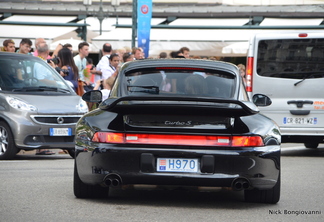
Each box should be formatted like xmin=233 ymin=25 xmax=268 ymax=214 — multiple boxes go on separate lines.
xmin=1 ymin=37 xmax=248 ymax=94
xmin=1 ymin=38 xmax=249 ymax=89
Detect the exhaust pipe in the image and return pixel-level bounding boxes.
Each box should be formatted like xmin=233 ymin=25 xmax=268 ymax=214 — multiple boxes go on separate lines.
xmin=104 ymin=174 xmax=122 ymax=187
xmin=111 ymin=178 xmax=120 ymax=187
xmin=232 ymin=178 xmax=250 ymax=191
xmin=104 ymin=178 xmax=113 ymax=187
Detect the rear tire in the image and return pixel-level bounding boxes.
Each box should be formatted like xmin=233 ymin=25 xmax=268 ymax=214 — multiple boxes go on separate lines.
xmin=244 ymin=173 xmax=280 ymax=204
xmin=67 ymin=149 xmax=75 ymax=158
xmin=304 ymin=142 xmax=319 ymax=149
xmin=73 ymin=161 xmax=109 ymax=198
xmin=0 ymin=121 xmax=18 ymax=160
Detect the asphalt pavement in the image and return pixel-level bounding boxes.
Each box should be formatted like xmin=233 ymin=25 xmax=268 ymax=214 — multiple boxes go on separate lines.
xmin=18 ymin=149 xmax=69 ymax=156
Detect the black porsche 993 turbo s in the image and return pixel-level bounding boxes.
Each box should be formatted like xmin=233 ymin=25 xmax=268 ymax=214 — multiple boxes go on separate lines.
xmin=74 ymin=59 xmax=280 ymax=204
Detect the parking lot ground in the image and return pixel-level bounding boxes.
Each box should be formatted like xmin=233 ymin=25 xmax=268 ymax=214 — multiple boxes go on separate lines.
xmin=18 ymin=149 xmax=69 ymax=155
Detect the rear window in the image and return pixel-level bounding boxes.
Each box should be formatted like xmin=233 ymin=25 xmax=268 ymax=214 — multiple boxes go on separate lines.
xmin=123 ymin=67 xmax=235 ymax=98
xmin=256 ymin=38 xmax=324 ymax=79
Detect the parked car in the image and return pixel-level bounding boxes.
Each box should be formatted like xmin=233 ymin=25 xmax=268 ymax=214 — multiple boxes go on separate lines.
xmin=0 ymin=52 xmax=88 ymax=159
xmin=74 ymin=59 xmax=281 ymax=203
xmin=246 ymin=31 xmax=324 ymax=148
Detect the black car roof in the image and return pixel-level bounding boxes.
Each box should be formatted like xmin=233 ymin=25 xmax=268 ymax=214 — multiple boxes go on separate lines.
xmin=120 ymin=58 xmax=239 ymax=75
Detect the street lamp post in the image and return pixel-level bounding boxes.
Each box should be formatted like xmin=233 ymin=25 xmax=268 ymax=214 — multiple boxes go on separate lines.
xmin=97 ymin=0 xmax=105 ymax=35
xmin=132 ymin=0 xmax=137 ymax=48
xmin=111 ymin=0 xmax=120 ymax=25
xmin=83 ymin=0 xmax=92 ymax=41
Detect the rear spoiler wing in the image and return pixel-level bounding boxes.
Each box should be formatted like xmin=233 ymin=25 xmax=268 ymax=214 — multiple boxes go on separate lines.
xmin=99 ymin=96 xmax=259 ymax=116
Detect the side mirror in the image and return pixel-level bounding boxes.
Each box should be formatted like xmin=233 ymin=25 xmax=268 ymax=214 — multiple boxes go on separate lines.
xmin=252 ymin=94 xmax=272 ymax=107
xmin=82 ymin=90 xmax=102 ymax=103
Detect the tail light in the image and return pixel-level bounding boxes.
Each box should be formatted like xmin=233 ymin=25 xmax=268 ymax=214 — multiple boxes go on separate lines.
xmin=246 ymin=56 xmax=254 ymax=92
xmin=298 ymin=33 xmax=308 ymax=38
xmin=232 ymin=136 xmax=264 ymax=147
xmin=92 ymin=132 xmax=264 ymax=147
xmin=92 ymin=132 xmax=125 ymax=143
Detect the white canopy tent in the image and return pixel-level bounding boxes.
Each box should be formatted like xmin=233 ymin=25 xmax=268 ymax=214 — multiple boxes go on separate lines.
xmin=92 ymin=28 xmax=268 ymax=57
xmin=168 ymin=18 xmax=249 ymax=26
xmin=49 ymin=38 xmax=96 ymax=52
xmin=0 ymin=15 xmax=81 ymax=48
xmin=92 ymin=18 xmax=324 ymax=57
xmin=90 ymin=18 xmax=253 ymax=57
xmin=1 ymin=15 xmax=323 ymax=57
xmin=77 ymin=17 xmax=166 ymax=34
xmin=259 ymin=18 xmax=323 ymax=26
xmin=221 ymin=42 xmax=249 ymax=56
xmin=2 ymin=15 xmax=77 ymax=23
xmin=0 ymin=15 xmax=164 ymax=52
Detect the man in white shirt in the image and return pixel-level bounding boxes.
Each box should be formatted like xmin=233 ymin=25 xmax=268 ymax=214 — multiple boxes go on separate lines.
xmin=73 ymin=42 xmax=89 ymax=81
xmin=94 ymin=43 xmax=113 ymax=82
xmin=34 ymin=43 xmax=55 ymax=83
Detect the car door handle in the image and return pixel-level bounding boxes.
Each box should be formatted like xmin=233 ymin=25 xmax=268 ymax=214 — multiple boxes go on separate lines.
xmin=290 ymin=110 xmax=310 ymax=115
xmin=287 ymin=100 xmax=313 ymax=108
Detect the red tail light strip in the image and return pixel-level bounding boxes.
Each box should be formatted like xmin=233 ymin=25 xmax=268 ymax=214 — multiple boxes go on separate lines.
xmin=155 ymin=67 xmax=205 ymax=70
xmin=92 ymin=132 xmax=264 ymax=147
xmin=126 ymin=134 xmax=230 ymax=146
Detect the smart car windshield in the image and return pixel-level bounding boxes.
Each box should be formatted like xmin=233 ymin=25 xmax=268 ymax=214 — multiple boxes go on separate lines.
xmin=125 ymin=67 xmax=235 ymax=98
xmin=0 ymin=56 xmax=72 ymax=93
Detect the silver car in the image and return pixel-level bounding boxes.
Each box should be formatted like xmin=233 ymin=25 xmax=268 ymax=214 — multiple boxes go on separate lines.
xmin=0 ymin=52 xmax=88 ymax=159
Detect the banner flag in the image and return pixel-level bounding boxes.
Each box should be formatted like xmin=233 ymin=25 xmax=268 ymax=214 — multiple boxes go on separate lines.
xmin=137 ymin=0 xmax=152 ymax=58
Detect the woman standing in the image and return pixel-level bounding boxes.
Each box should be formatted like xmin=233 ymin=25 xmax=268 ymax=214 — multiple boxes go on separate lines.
xmin=57 ymin=47 xmax=79 ymax=91
xmin=109 ymin=53 xmax=121 ymax=78
xmin=237 ymin=63 xmax=247 ymax=86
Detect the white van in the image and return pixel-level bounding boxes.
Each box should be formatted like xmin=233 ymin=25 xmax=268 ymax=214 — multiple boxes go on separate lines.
xmin=246 ymin=31 xmax=324 ymax=148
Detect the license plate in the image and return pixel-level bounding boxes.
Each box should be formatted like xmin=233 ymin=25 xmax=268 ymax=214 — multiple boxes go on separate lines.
xmin=283 ymin=117 xmax=317 ymax=125
xmin=49 ymin=128 xmax=72 ymax=136
xmin=157 ymin=158 xmax=199 ymax=173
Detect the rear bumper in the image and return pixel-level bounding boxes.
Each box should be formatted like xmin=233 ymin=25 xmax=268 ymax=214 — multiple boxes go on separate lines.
xmin=282 ymin=135 xmax=324 ymax=143
xmin=280 ymin=127 xmax=324 ymax=135
xmin=75 ymin=144 xmax=280 ymax=190
xmin=280 ymin=127 xmax=324 ymax=143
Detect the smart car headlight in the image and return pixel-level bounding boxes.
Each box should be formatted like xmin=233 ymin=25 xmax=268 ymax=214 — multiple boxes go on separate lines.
xmin=77 ymin=98 xmax=89 ymax=113
xmin=6 ymin=96 xmax=37 ymax=111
